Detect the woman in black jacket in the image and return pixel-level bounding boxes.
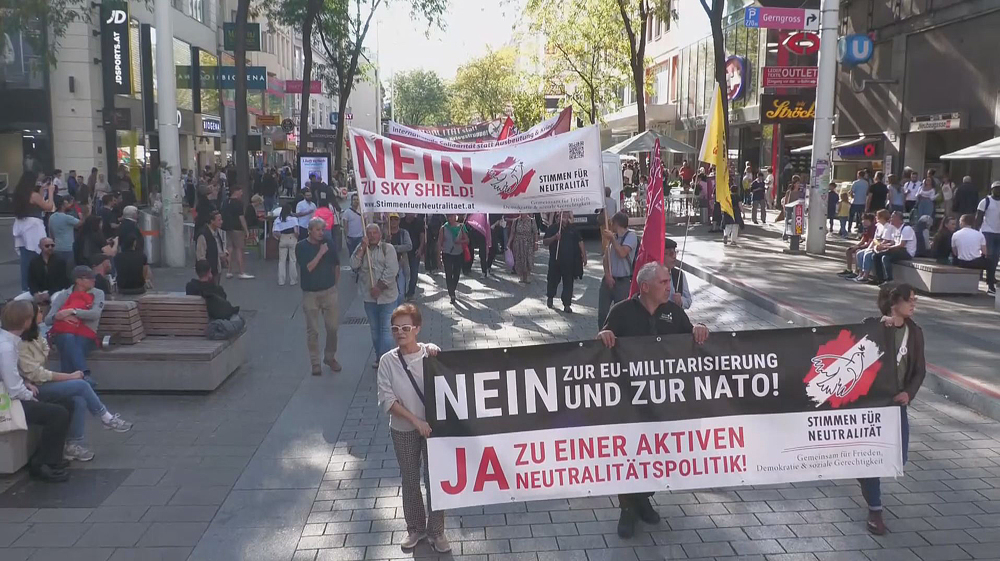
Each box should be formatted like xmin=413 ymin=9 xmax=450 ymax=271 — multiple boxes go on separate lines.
xmin=859 ymin=282 xmax=926 ymax=536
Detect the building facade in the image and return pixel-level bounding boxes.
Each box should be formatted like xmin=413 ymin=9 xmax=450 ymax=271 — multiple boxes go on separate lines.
xmin=835 ymin=0 xmax=1000 ymax=186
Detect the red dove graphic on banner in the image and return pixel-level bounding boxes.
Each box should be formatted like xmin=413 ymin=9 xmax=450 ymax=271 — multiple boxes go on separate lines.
xmin=804 ymin=330 xmax=884 ymax=408
xmin=482 ymin=156 xmax=536 ymax=200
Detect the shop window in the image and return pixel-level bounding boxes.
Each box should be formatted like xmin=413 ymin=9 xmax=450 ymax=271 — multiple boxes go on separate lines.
xmin=669 ymin=55 xmax=679 ymax=103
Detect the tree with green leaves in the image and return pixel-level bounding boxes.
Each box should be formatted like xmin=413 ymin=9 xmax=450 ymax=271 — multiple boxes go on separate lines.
xmin=0 ymin=0 xmax=89 ymax=65
xmin=525 ymin=0 xmax=630 ymax=125
xmin=316 ymin=0 xmax=447 ymax=171
xmin=614 ymin=0 xmax=671 ymax=133
xmin=392 ymin=69 xmax=448 ymax=126
xmin=448 ymin=48 xmax=545 ymax=131
xmin=265 ymin=0 xmax=325 ymax=154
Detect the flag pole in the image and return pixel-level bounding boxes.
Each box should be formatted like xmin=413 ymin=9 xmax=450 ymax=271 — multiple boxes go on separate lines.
xmin=555 ymin=213 xmax=564 ymax=255
xmin=358 ymin=209 xmax=376 ymax=287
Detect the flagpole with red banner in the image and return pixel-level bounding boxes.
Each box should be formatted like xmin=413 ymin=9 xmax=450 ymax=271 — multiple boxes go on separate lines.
xmin=628 ymin=139 xmax=665 ymax=297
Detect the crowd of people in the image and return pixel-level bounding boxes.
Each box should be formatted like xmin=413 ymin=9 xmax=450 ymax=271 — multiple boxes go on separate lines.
xmin=831 ymin=167 xmax=1000 ymax=295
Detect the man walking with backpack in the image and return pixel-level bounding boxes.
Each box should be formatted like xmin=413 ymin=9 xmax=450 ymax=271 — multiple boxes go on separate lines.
xmin=976 ymin=181 xmax=1000 ymax=295
xmin=597 ymin=212 xmax=638 ymax=329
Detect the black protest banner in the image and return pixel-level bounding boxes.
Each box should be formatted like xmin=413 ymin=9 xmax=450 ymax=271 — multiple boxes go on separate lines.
xmin=424 ymin=323 xmax=905 ymax=510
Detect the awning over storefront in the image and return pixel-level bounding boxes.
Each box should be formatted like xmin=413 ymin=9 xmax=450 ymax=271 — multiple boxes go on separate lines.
xmin=941 ymin=137 xmax=1000 ymax=160
xmin=790 ymin=136 xmax=877 ymax=154
xmin=602 ymin=103 xmax=678 ymax=134
xmin=607 ymin=130 xmax=696 ymax=155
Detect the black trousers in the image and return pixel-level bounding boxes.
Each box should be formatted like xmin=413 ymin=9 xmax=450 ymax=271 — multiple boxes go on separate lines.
xmin=21 ymin=398 xmax=73 ymax=467
xmin=442 ymin=253 xmax=463 ymax=298
xmin=619 ymin=492 xmax=653 ymax=510
xmin=463 ymin=229 xmax=489 ymax=275
xmin=406 ymin=251 xmax=421 ymax=297
xmin=546 ymin=261 xmax=575 ymax=306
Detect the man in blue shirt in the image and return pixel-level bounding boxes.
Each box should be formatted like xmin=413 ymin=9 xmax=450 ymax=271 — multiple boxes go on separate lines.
xmin=849 ymin=170 xmax=870 ymax=234
xmin=296 ymin=217 xmax=341 ymax=375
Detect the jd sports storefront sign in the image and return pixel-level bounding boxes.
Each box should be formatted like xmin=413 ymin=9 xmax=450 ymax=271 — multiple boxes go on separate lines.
xmin=101 ymin=0 xmax=133 ymax=95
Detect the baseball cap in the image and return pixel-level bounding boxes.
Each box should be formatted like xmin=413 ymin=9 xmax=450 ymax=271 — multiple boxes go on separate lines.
xmin=388 ymin=213 xmax=400 ymax=219
xmin=992 ymin=181 xmax=1000 ymax=189
xmin=71 ymin=265 xmax=96 ymax=281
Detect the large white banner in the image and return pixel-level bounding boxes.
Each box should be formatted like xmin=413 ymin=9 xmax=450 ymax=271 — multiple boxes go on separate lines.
xmin=385 ymin=107 xmax=572 ymax=152
xmin=350 ymin=125 xmax=604 ymax=215
xmin=428 ymin=409 xmax=903 ymax=510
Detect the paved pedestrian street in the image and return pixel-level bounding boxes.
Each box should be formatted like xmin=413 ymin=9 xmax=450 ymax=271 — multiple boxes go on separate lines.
xmin=3 ymin=251 xmax=1000 ymax=561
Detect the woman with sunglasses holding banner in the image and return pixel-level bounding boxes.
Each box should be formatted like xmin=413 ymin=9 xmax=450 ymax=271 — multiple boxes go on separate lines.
xmin=375 ymin=303 xmax=450 ymax=554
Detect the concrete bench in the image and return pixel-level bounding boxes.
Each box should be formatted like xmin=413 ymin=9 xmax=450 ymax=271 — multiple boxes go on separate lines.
xmin=0 ymin=428 xmax=38 ymax=475
xmin=892 ymin=259 xmax=981 ymax=295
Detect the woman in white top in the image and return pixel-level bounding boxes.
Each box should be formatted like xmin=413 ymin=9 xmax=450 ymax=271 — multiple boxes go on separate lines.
xmin=915 ymin=178 xmax=937 ymax=222
xmin=12 ymin=172 xmax=55 ymax=292
xmin=271 ymin=203 xmax=300 ymax=286
xmin=940 ymin=175 xmax=955 ymax=220
xmin=375 ymin=303 xmax=450 ymax=553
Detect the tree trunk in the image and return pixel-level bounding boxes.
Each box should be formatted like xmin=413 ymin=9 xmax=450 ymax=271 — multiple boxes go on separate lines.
xmin=297 ymin=8 xmax=317 ymax=155
xmin=234 ymin=0 xmax=251 ymax=201
xmin=711 ymin=17 xmax=729 ymax=147
xmin=334 ymin=93 xmax=349 ymax=172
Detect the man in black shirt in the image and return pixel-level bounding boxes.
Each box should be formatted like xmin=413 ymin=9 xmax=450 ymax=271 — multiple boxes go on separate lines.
xmin=27 ymin=237 xmax=71 ymax=300
xmin=867 ymin=171 xmax=889 ymax=213
xmin=296 ymin=217 xmax=342 ymax=375
xmin=114 ymin=236 xmax=151 ymax=294
xmin=400 ymin=214 xmax=426 ymax=299
xmin=90 ymin=255 xmax=113 ymax=294
xmin=750 ymin=172 xmax=766 ymax=224
xmin=599 ymin=261 xmax=709 ymax=539
xmin=543 ymin=211 xmax=587 ymax=313
xmin=261 ymin=169 xmax=279 ymax=212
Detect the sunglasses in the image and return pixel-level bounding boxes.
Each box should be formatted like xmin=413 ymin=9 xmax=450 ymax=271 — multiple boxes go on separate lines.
xmin=390 ymin=325 xmax=416 ymax=334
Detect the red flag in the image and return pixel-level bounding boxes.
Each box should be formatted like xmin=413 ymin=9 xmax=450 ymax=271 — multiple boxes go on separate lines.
xmin=629 ymin=139 xmax=665 ymax=297
xmin=498 ymin=116 xmax=516 ymax=140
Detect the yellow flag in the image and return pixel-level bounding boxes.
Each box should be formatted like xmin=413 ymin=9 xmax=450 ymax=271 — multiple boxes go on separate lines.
xmin=699 ymin=85 xmax=734 ymax=219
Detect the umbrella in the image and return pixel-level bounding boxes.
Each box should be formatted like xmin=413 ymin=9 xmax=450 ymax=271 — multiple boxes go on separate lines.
xmin=607 ymin=130 xmax=696 ymax=155
xmin=941 ymin=137 xmax=1000 ymax=160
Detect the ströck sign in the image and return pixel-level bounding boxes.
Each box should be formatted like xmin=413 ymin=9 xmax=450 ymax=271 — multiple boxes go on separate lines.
xmin=762 ymin=66 xmax=818 ymax=88
xmin=760 ymin=93 xmax=816 ymax=123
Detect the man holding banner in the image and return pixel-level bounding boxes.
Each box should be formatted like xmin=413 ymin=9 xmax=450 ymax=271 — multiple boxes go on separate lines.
xmin=599 ymin=261 xmax=709 ymax=538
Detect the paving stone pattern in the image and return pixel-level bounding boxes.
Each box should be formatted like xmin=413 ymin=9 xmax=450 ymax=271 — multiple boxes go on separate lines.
xmin=299 ymin=257 xmax=1000 ymax=561
xmin=3 ymin=247 xmax=1000 ymax=560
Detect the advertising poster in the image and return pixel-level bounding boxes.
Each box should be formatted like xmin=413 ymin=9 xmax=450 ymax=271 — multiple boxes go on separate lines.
xmin=298 ymin=153 xmax=330 ymax=191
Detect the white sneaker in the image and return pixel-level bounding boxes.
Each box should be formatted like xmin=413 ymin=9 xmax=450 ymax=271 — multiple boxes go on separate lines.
xmin=238 ymin=273 xmax=255 ymax=279
xmin=226 ymin=273 xmax=234 ymax=279
xmin=102 ymin=413 xmax=133 ymax=433
xmin=64 ymin=442 xmax=95 ymax=462
xmin=400 ymin=531 xmax=426 ymax=549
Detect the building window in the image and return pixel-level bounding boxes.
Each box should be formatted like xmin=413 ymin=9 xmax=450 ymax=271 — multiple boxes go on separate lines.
xmin=647 ymin=15 xmax=654 ymax=41
xmin=669 ymin=55 xmax=679 ymax=103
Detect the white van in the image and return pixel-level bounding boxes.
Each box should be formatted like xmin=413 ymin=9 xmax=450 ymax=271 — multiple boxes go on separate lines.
xmin=573 ymin=152 xmax=624 ymax=230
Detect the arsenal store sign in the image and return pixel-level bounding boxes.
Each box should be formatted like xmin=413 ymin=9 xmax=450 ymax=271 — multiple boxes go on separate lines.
xmin=761 ymin=93 xmax=816 ymax=123
xmin=349 ymin=125 xmax=604 ymax=215
xmin=762 ymin=66 xmax=818 ymax=88
xmin=100 ymin=0 xmax=133 ymax=95
xmin=424 ymin=324 xmax=904 ymax=509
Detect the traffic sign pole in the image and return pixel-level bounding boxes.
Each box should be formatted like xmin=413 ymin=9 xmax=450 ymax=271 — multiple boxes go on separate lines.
xmin=806 ymin=0 xmax=839 ymax=255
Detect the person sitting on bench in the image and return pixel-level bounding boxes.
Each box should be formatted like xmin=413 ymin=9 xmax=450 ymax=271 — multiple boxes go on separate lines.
xmin=114 ymin=235 xmax=152 ymax=295
xmin=45 ymin=266 xmax=105 ymax=387
xmin=186 ymin=260 xmax=244 ymax=338
xmin=19 ymin=301 xmax=132 ymax=462
xmin=27 ymin=237 xmax=71 ymax=302
xmin=0 ymin=300 xmax=73 ymax=482
xmin=952 ymin=213 xmax=989 ymax=275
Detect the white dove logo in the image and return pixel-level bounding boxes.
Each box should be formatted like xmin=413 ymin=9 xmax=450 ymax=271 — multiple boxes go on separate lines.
xmin=806 ymin=335 xmax=883 ymax=407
